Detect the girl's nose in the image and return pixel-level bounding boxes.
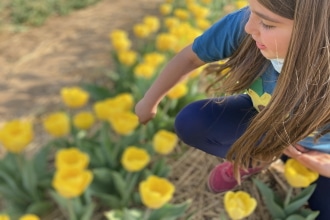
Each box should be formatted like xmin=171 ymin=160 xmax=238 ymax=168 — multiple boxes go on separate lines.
xmin=245 ymin=14 xmax=258 ymax=35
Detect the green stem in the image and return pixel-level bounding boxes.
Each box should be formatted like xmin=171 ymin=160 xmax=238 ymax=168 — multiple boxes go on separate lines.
xmin=284 ymin=186 xmax=293 ymax=207
xmin=142 ymin=208 xmax=152 ymax=220
xmin=219 ymin=212 xmax=228 ymax=220
xmin=67 ymin=199 xmax=77 ymax=220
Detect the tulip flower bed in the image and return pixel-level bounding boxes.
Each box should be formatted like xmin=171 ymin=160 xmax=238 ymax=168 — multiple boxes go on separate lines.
xmin=0 ymin=0 xmax=102 ymax=26
xmin=0 ymin=0 xmax=321 ymax=219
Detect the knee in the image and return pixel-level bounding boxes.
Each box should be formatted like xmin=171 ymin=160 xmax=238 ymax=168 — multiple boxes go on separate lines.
xmin=174 ymin=101 xmax=206 ymax=144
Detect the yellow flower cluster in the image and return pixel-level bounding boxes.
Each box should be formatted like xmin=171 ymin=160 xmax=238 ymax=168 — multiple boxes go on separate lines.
xmin=134 ymin=52 xmax=166 ymax=79
xmin=52 ymin=148 xmax=93 ymax=199
xmin=109 ymin=29 xmax=132 ymax=52
xmin=93 ymin=93 xmax=138 ymax=135
xmin=139 ymin=175 xmax=175 ymax=209
xmin=224 ymin=191 xmax=257 ymax=220
xmin=284 ymin=158 xmax=319 ymax=188
xmin=133 ymin=16 xmax=160 ymax=39
xmin=0 ymin=120 xmax=34 ymax=153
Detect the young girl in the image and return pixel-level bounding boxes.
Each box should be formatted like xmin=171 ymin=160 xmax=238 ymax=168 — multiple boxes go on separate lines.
xmin=135 ymin=0 xmax=330 ymax=218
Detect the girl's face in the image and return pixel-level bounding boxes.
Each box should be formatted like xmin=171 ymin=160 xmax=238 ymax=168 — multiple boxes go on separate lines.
xmin=245 ymin=0 xmax=294 ymax=59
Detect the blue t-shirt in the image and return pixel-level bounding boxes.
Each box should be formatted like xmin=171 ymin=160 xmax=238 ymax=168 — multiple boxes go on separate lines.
xmin=192 ymin=7 xmax=330 ymax=153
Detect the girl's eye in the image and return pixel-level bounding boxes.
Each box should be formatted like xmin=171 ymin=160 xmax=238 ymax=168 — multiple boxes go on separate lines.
xmin=260 ymin=21 xmax=274 ymax=29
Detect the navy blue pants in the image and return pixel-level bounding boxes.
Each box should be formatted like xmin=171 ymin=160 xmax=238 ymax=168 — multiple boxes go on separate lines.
xmin=174 ymin=94 xmax=330 ymax=220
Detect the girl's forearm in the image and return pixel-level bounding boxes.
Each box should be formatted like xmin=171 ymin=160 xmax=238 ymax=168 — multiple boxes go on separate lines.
xmin=143 ymin=45 xmax=205 ymax=106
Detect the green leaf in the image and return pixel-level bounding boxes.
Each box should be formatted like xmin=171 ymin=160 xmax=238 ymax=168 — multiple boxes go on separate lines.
xmin=0 ymin=183 xmax=29 ymax=206
xmin=148 ymin=200 xmax=191 ymax=220
xmin=93 ymin=168 xmax=113 ymax=183
xmin=253 ymin=178 xmax=286 ymax=219
xmin=21 ymin=159 xmax=39 ymax=200
xmin=100 ymin=122 xmax=115 ymax=168
xmin=151 ymin=158 xmax=171 ymax=178
xmin=82 ymin=83 xmax=113 ymax=101
xmin=49 ymin=190 xmax=68 ymax=210
xmin=286 ymin=214 xmax=307 ymax=220
xmin=0 ymin=170 xmax=31 ymax=202
xmin=80 ymin=203 xmax=96 ymax=220
xmin=305 ymin=211 xmax=320 ymax=220
xmin=111 ymin=171 xmax=127 ymax=200
xmin=284 ymin=184 xmax=316 ymax=215
xmin=33 ymin=144 xmax=51 ymax=179
xmin=92 ymin=192 xmax=121 ymax=209
xmin=26 ymin=201 xmax=53 ymax=215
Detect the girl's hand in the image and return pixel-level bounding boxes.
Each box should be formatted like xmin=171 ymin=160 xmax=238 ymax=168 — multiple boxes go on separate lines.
xmin=283 ymin=145 xmax=330 ymax=177
xmin=135 ymin=98 xmax=157 ymax=124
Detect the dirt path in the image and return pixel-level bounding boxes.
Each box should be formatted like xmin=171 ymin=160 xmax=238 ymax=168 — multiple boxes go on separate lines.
xmin=0 ymin=0 xmax=162 ymax=122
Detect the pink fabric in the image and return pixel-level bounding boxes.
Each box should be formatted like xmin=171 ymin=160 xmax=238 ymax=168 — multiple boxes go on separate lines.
xmin=208 ymin=162 xmax=263 ymax=193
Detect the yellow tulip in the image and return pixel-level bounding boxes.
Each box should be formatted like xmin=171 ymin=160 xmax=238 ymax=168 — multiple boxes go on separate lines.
xmin=284 ymin=159 xmax=319 ymax=188
xmin=143 ymin=52 xmax=166 ymax=68
xmin=93 ymin=93 xmax=134 ymax=121
xmin=60 ymin=87 xmax=89 ymax=109
xmin=55 ymin=148 xmax=89 ymax=171
xmin=121 ymin=146 xmax=150 ymax=172
xmin=108 ymin=111 xmax=139 ymax=135
xmin=52 ymin=168 xmax=93 ymax=199
xmin=143 ymin=16 xmax=160 ymax=33
xmin=224 ymin=191 xmax=257 ymax=220
xmin=113 ymin=93 xmax=134 ymax=111
xmin=0 ymin=214 xmax=10 ymax=220
xmin=43 ymin=112 xmax=70 ymax=137
xmin=19 ymin=214 xmax=40 ymax=220
xmin=0 ymin=120 xmax=33 ymax=153
xmin=156 ymin=33 xmax=178 ymax=52
xmin=73 ymin=111 xmax=95 ymax=130
xmin=189 ymin=5 xmax=210 ymax=19
xmin=139 ymin=175 xmax=175 ymax=209
xmin=236 ymin=0 xmax=248 ymax=9
xmin=196 ymin=18 xmax=211 ymax=30
xmin=117 ymin=50 xmax=138 ymax=66
xmin=109 ymin=29 xmax=128 ymax=41
xmin=153 ymin=130 xmax=178 ymax=155
xmin=134 ymin=63 xmax=156 ymax=79
xmin=111 ymin=37 xmax=131 ymax=52
xmin=164 ymin=17 xmax=180 ymax=30
xmin=174 ymin=9 xmax=190 ymax=20
xmin=167 ymin=83 xmax=188 ymax=99
xmin=159 ymin=3 xmax=172 ymax=15
xmin=93 ymin=99 xmax=114 ymax=120
xmin=133 ymin=23 xmax=151 ymax=39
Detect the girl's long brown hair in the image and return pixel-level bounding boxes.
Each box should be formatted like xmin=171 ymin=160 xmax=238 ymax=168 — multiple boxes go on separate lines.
xmin=206 ymin=0 xmax=330 ymax=180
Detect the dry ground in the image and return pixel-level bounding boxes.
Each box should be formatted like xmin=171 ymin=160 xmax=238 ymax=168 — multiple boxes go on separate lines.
xmin=0 ymin=1 xmax=289 ymax=219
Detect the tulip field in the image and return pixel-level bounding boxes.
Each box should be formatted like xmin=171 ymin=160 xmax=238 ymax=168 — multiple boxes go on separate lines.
xmin=0 ymin=0 xmax=321 ymax=219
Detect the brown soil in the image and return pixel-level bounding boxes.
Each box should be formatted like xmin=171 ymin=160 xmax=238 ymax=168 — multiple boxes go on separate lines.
xmin=0 ymin=0 xmax=162 ymax=121
xmin=0 ymin=1 xmax=289 ymax=219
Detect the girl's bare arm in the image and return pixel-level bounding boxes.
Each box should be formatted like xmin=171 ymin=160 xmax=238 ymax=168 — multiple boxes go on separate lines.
xmin=135 ymin=44 xmax=205 ymax=124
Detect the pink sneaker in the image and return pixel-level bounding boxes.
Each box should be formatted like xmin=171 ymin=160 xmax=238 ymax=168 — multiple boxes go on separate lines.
xmin=207 ymin=161 xmax=263 ymax=193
